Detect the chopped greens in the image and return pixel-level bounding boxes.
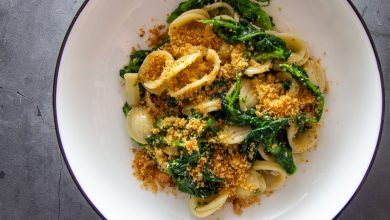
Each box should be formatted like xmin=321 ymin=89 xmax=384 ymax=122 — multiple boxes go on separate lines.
xmin=279 ymin=64 xmax=325 ymax=122
xmin=119 ymin=50 xmax=151 ymax=78
xmin=221 ymin=76 xmax=300 ymax=174
xmin=199 ymin=18 xmax=291 ymax=61
xmin=223 ymin=0 xmax=274 ymax=30
xmin=167 ymin=0 xmax=214 ymax=23
xmin=122 ymin=103 xmax=131 ymax=116
xmin=168 ymin=154 xmax=222 ymax=198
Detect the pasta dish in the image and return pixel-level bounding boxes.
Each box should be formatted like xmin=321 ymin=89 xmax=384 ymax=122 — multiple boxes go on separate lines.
xmin=119 ymin=0 xmax=327 ymax=217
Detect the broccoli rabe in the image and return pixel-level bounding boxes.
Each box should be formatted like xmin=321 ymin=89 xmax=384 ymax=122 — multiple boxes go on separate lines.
xmin=167 ymin=0 xmax=214 ymax=23
xmin=119 ymin=50 xmax=151 ymax=78
xmin=168 ymin=150 xmax=222 ymax=198
xmin=199 ymin=18 xmax=290 ymax=61
xmin=122 ymin=103 xmax=131 ymax=116
xmin=224 ymin=0 xmax=274 ymax=30
xmin=221 ymin=75 xmax=301 ymax=174
xmin=279 ymin=64 xmax=324 ymax=122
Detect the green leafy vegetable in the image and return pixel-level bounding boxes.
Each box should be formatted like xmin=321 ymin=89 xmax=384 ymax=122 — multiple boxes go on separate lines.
xmin=122 ymin=103 xmax=131 ymax=116
xmin=167 ymin=0 xmax=214 ymax=23
xmin=199 ymin=19 xmax=260 ymax=43
xmin=146 ymin=134 xmax=167 ymax=146
xmin=265 ymin=138 xmax=296 ymax=174
xmin=199 ymin=18 xmax=290 ymax=61
xmin=252 ymin=35 xmax=291 ymax=61
xmin=119 ymin=50 xmax=151 ymax=78
xmin=168 ymin=152 xmax=222 ymax=198
xmin=279 ymin=64 xmax=325 ymax=122
xmin=221 ymin=75 xmax=301 ymax=174
xmin=223 ymin=0 xmax=274 ymax=30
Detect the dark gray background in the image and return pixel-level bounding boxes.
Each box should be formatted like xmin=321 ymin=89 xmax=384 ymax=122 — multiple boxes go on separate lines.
xmin=0 ymin=0 xmax=388 ymax=219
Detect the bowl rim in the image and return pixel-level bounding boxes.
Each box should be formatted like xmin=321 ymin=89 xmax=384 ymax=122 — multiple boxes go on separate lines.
xmin=52 ymin=1 xmax=385 ymax=219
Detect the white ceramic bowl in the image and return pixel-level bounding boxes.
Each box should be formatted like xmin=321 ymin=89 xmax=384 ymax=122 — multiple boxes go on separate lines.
xmin=54 ymin=0 xmax=383 ymax=219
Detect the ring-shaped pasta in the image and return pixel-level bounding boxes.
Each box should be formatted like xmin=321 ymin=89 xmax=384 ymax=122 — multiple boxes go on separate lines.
xmin=124 ymin=73 xmax=140 ymax=107
xmin=287 ymin=122 xmax=320 ymax=153
xmin=126 ymin=106 xmax=154 ymax=144
xmin=190 ymin=191 xmax=230 ymax=218
xmin=239 ymin=79 xmax=258 ymax=112
xmin=168 ymin=49 xmax=221 ymax=98
xmin=218 ymin=125 xmax=252 ymax=144
xmin=204 ymin=2 xmax=235 ymax=17
xmin=244 ymin=60 xmax=272 ymax=77
xmin=168 ymin=10 xmax=208 ymax=37
xmin=304 ymin=59 xmax=327 ymax=93
xmin=182 ymin=99 xmax=222 ymax=115
xmin=252 ymin=160 xmax=287 ymax=191
xmin=236 ymin=170 xmax=266 ymax=199
xmin=267 ymin=31 xmax=309 ymax=66
xmin=139 ymin=50 xmax=174 ymax=95
xmin=143 ymin=51 xmax=201 ymax=95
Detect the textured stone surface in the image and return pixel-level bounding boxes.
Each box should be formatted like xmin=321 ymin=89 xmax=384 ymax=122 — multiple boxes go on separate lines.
xmin=0 ymin=0 xmax=388 ymax=219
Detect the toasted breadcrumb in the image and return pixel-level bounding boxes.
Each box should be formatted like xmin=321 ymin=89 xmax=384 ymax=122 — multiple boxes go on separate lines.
xmin=148 ymin=24 xmax=166 ymax=47
xmin=132 ymin=149 xmax=175 ymax=192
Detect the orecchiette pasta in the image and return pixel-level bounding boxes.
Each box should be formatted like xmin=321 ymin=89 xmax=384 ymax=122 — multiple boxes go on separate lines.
xmin=244 ymin=60 xmax=272 ymax=77
xmin=169 ymin=9 xmax=209 ymax=37
xmin=190 ymin=191 xmax=230 ymax=218
xmin=287 ymin=122 xmax=320 ymax=153
xmin=124 ymin=0 xmax=327 ymax=216
xmin=252 ymin=161 xmax=287 ymax=191
xmin=204 ymin=2 xmax=235 ymax=17
xmin=124 ymin=73 xmax=140 ymax=107
xmin=304 ymin=58 xmax=328 ymax=93
xmin=268 ymin=31 xmax=309 ymax=66
xmin=126 ymin=106 xmax=154 ymax=144
xmin=218 ymin=125 xmax=252 ymax=144
xmin=236 ymin=170 xmax=266 ymax=199
xmin=258 ymin=144 xmax=275 ymax=162
xmin=239 ymin=79 xmax=258 ymax=112
xmin=182 ymin=99 xmax=222 ymax=115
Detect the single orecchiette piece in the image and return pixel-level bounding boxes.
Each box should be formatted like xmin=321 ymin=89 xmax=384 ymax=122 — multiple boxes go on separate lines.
xmin=124 ymin=73 xmax=140 ymax=107
xmin=169 ymin=9 xmax=209 ymax=37
xmin=252 ymin=160 xmax=287 ymax=191
xmin=218 ymin=125 xmax=252 ymax=144
xmin=267 ymin=31 xmax=309 ymax=66
xmin=244 ymin=60 xmax=272 ymax=77
xmin=276 ymin=71 xmax=300 ymax=96
xmin=182 ymin=99 xmax=222 ymax=115
xmin=304 ymin=58 xmax=327 ymax=93
xmin=126 ymin=106 xmax=153 ymax=144
xmin=287 ymin=122 xmax=320 ymax=153
xmin=258 ymin=143 xmax=275 ymax=162
xmin=190 ymin=191 xmax=230 ymax=218
xmin=204 ymin=2 xmax=235 ymax=18
xmin=236 ymin=170 xmax=266 ymax=199
xmin=239 ymin=79 xmax=258 ymax=112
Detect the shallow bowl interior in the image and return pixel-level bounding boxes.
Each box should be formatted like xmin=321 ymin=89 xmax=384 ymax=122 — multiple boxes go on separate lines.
xmin=55 ymin=0 xmax=383 ymax=219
